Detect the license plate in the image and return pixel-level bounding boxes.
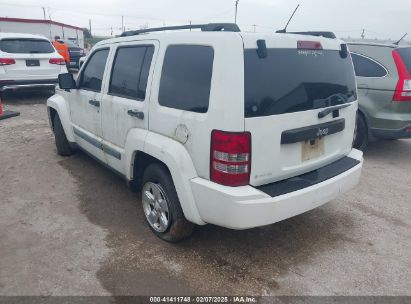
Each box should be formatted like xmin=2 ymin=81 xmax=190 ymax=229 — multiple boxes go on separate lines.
xmin=70 ymin=61 xmax=76 ymax=65
xmin=302 ymin=137 xmax=325 ymax=161
xmin=26 ymin=60 xmax=40 ymax=67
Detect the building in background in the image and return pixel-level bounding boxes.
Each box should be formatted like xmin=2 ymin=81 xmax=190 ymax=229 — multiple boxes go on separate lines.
xmin=0 ymin=17 xmax=84 ymax=48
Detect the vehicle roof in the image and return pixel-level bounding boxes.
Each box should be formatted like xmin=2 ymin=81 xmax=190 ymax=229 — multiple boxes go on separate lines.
xmin=94 ymin=31 xmax=344 ymax=51
xmin=0 ymin=32 xmax=50 ymax=40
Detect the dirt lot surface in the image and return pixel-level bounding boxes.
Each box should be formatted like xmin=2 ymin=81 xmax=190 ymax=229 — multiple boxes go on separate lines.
xmin=0 ymin=92 xmax=410 ymax=296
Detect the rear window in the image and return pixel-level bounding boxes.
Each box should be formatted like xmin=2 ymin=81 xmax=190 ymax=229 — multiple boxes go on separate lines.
xmin=0 ymin=38 xmax=54 ymax=54
xmin=63 ymin=40 xmax=79 ymax=47
xmin=244 ymin=48 xmax=357 ymax=118
xmin=397 ymin=48 xmax=411 ymax=73
xmin=351 ymin=53 xmax=387 ymax=77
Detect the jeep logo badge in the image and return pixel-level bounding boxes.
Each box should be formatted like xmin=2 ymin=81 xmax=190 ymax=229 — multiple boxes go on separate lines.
xmin=317 ymin=127 xmax=329 ymax=137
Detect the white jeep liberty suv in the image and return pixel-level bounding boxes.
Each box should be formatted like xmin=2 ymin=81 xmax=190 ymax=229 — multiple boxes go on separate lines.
xmin=47 ymin=23 xmax=363 ymax=242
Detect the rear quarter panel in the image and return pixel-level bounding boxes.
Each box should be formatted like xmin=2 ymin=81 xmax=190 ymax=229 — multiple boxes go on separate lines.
xmin=148 ymin=33 xmax=245 ymax=180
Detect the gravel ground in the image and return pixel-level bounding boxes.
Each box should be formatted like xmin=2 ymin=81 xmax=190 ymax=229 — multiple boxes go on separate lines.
xmin=0 ymin=91 xmax=410 ymax=296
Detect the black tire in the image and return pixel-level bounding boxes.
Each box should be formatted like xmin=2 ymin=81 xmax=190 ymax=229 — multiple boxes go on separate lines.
xmin=141 ymin=163 xmax=194 ymax=242
xmin=53 ymin=114 xmax=75 ymax=156
xmin=353 ymin=114 xmax=368 ymax=151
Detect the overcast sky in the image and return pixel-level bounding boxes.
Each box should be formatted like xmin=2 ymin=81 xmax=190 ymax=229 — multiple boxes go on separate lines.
xmin=0 ymin=0 xmax=410 ymax=40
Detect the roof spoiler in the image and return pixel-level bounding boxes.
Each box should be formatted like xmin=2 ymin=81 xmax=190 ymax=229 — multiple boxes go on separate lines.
xmin=277 ymin=31 xmax=337 ymax=39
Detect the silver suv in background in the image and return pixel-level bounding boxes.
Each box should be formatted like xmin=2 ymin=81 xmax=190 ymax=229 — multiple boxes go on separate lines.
xmin=349 ymin=42 xmax=411 ymax=150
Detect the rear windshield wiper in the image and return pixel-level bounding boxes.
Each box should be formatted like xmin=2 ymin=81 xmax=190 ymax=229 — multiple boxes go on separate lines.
xmin=318 ymin=104 xmax=352 ymax=119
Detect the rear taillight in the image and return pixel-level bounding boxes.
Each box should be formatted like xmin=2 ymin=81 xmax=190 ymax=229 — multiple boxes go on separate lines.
xmin=49 ymin=58 xmax=66 ymax=65
xmin=0 ymin=58 xmax=16 ymax=66
xmin=210 ymin=130 xmax=251 ymax=187
xmin=393 ymin=50 xmax=411 ymax=102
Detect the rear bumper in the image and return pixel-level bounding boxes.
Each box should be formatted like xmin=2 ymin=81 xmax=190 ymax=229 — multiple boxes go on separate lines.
xmin=191 ymin=149 xmax=363 ymax=230
xmin=370 ymin=125 xmax=411 ymax=140
xmin=0 ymin=79 xmax=58 ymax=92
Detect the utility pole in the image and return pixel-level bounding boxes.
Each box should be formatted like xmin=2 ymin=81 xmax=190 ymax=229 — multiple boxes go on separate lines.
xmin=89 ymin=19 xmax=92 ymax=36
xmin=235 ymin=0 xmax=240 ymax=24
xmin=42 ymin=7 xmax=46 ymax=20
xmin=361 ymin=29 xmax=365 ymax=40
xmin=252 ymin=24 xmax=256 ymax=32
xmin=121 ymin=16 xmax=124 ymax=33
xmin=190 ymin=20 xmax=192 ymax=32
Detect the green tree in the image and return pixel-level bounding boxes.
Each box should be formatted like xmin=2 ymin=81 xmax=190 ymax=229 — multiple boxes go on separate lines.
xmin=83 ymin=28 xmax=92 ymax=39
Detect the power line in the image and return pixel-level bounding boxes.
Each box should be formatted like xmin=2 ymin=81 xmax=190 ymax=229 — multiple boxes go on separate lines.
xmin=0 ymin=1 xmax=233 ymax=24
xmin=207 ymin=8 xmax=234 ymax=21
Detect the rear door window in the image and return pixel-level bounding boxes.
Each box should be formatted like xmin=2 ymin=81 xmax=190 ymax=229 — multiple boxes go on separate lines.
xmin=79 ymin=48 xmax=109 ymax=92
xmin=351 ymin=53 xmax=387 ymax=77
xmin=109 ymin=45 xmax=154 ymax=100
xmin=159 ymin=45 xmax=214 ymax=113
xmin=244 ymin=48 xmax=357 ymax=118
xmin=0 ymin=38 xmax=54 ymax=54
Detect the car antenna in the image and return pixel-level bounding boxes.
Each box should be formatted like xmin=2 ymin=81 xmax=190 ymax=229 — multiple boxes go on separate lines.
xmin=394 ymin=33 xmax=407 ymax=46
xmin=276 ymin=4 xmax=300 ymax=33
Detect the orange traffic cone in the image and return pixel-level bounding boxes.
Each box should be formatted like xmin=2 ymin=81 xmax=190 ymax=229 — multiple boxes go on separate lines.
xmin=0 ymin=93 xmax=20 ymax=121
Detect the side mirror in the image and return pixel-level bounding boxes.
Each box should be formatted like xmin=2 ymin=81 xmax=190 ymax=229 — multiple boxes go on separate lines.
xmin=58 ymin=73 xmax=76 ymax=91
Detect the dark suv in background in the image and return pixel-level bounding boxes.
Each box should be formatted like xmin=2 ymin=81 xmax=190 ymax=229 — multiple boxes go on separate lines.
xmin=60 ymin=39 xmax=86 ymax=69
xmin=349 ymin=42 xmax=411 ymax=150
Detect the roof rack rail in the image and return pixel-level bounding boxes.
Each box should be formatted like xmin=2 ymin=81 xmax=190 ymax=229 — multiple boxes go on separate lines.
xmin=121 ymin=23 xmax=241 ymax=37
xmin=285 ymin=31 xmax=337 ymax=39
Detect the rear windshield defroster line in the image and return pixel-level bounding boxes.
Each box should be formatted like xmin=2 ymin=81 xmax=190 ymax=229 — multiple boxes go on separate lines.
xmin=244 ymin=48 xmax=357 ymax=118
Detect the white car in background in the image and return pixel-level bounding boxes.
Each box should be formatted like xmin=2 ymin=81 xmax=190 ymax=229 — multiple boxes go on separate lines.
xmin=0 ymin=33 xmax=67 ymax=92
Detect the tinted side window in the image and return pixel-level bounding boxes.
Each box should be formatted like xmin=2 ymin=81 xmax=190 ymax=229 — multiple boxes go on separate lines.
xmin=79 ymin=49 xmax=109 ymax=92
xmin=109 ymin=46 xmax=154 ymax=100
xmin=159 ymin=45 xmax=214 ymax=113
xmin=351 ymin=53 xmax=387 ymax=77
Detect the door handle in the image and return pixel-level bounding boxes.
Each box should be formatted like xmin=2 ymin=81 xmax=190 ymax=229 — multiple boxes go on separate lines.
xmin=128 ymin=110 xmax=144 ymax=120
xmin=89 ymin=99 xmax=100 ymax=107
